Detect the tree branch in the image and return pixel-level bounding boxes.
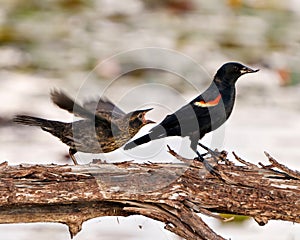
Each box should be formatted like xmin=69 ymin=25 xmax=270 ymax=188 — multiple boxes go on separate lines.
xmin=0 ymin=149 xmax=299 ymax=239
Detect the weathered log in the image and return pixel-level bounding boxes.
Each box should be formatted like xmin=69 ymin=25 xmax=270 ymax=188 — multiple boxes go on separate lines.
xmin=0 ymin=149 xmax=299 ymax=240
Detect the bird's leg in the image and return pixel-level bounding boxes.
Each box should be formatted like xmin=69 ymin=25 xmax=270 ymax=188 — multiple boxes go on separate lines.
xmin=195 ymin=150 xmax=205 ymax=162
xmin=195 ymin=150 xmax=220 ymax=177
xmin=198 ymin=142 xmax=219 ymax=157
xmin=69 ymin=148 xmax=78 ymax=165
xmin=198 ymin=142 xmax=225 ymax=163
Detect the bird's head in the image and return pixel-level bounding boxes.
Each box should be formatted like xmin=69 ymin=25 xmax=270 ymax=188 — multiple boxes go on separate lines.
xmin=215 ymin=62 xmax=259 ymax=85
xmin=126 ymin=108 xmax=155 ymax=131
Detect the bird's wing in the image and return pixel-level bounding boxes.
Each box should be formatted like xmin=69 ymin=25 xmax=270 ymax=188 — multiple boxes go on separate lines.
xmin=157 ymin=93 xmax=223 ymax=134
xmin=51 ymin=90 xmax=121 ymax=131
xmin=83 ymin=98 xmax=125 ymax=118
xmin=125 ymin=95 xmax=221 ymax=150
xmin=158 ymin=103 xmax=208 ymax=128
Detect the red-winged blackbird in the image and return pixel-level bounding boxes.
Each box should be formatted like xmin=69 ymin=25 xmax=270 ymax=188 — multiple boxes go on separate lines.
xmin=124 ymin=62 xmax=259 ymax=154
xmin=51 ymin=90 xmax=137 ymax=127
xmin=14 ymin=90 xmax=155 ymax=165
xmin=50 ymin=90 xmax=156 ymax=138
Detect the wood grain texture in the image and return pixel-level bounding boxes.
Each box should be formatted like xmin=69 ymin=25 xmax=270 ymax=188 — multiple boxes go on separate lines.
xmin=0 ymin=150 xmax=299 ymax=239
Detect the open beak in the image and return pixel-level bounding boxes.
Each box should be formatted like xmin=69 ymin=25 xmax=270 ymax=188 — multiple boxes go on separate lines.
xmin=142 ymin=108 xmax=156 ymax=124
xmin=142 ymin=108 xmax=154 ymax=112
xmin=145 ymin=119 xmax=156 ymax=124
xmin=240 ymin=66 xmax=260 ymax=75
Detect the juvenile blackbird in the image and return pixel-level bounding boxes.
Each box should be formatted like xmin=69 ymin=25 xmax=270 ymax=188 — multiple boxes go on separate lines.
xmin=14 ymin=91 xmax=155 ymax=165
xmin=50 ymin=90 xmax=137 ymax=128
xmin=124 ymin=62 xmax=259 ymax=155
xmin=50 ymin=90 xmax=155 ymax=138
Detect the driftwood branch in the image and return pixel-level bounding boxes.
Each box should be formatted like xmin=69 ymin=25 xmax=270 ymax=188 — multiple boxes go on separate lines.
xmin=0 ymin=149 xmax=299 ymax=240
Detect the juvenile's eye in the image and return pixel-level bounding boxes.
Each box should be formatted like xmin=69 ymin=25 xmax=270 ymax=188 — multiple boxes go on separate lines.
xmin=137 ymin=113 xmax=143 ymax=119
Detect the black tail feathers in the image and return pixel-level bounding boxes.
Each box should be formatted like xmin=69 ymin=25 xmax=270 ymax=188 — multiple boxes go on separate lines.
xmin=124 ymin=134 xmax=152 ymax=150
xmin=124 ymin=124 xmax=167 ymax=150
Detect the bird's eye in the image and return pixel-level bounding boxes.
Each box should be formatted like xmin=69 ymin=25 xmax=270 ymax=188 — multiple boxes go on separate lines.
xmin=137 ymin=113 xmax=143 ymax=119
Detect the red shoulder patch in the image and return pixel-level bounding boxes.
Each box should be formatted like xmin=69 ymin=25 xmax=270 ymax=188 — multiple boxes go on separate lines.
xmin=194 ymin=94 xmax=221 ymax=107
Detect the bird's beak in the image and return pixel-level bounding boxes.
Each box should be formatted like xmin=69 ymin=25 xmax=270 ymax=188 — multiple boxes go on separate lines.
xmin=145 ymin=119 xmax=156 ymax=124
xmin=142 ymin=108 xmax=154 ymax=112
xmin=240 ymin=66 xmax=260 ymax=75
xmin=142 ymin=108 xmax=156 ymax=124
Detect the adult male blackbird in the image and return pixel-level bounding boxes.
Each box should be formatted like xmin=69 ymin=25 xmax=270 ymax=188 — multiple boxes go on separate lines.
xmin=124 ymin=62 xmax=259 ymax=155
xmin=14 ymin=91 xmax=155 ymax=165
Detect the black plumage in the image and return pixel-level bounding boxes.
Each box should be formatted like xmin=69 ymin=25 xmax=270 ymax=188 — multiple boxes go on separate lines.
xmin=124 ymin=62 xmax=259 ymax=153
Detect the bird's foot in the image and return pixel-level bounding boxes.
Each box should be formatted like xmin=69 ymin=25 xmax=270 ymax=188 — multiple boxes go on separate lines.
xmin=197 ymin=142 xmax=227 ymax=162
xmin=194 ymin=150 xmax=205 ymax=162
xmin=195 ymin=151 xmax=220 ymax=177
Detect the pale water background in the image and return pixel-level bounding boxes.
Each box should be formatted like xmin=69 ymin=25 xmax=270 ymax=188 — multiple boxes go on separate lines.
xmin=0 ymin=1 xmax=300 ymax=239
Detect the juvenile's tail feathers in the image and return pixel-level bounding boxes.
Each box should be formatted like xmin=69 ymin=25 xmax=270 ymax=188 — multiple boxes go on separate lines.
xmin=13 ymin=115 xmax=62 ymax=134
xmin=13 ymin=115 xmax=48 ymax=127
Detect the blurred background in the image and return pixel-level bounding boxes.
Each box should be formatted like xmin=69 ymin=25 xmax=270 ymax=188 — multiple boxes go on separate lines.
xmin=0 ymin=0 xmax=300 ymax=239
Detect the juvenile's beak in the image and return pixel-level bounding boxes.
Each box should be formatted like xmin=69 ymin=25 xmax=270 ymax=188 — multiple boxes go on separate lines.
xmin=240 ymin=66 xmax=259 ymax=74
xmin=142 ymin=108 xmax=156 ymax=124
xmin=145 ymin=119 xmax=156 ymax=124
xmin=142 ymin=108 xmax=154 ymax=112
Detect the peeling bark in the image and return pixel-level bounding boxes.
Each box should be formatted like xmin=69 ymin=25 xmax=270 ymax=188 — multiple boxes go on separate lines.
xmin=0 ymin=150 xmax=299 ymax=240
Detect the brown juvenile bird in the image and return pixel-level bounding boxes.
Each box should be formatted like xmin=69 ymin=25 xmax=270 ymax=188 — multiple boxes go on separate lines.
xmin=14 ymin=90 xmax=155 ymax=165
